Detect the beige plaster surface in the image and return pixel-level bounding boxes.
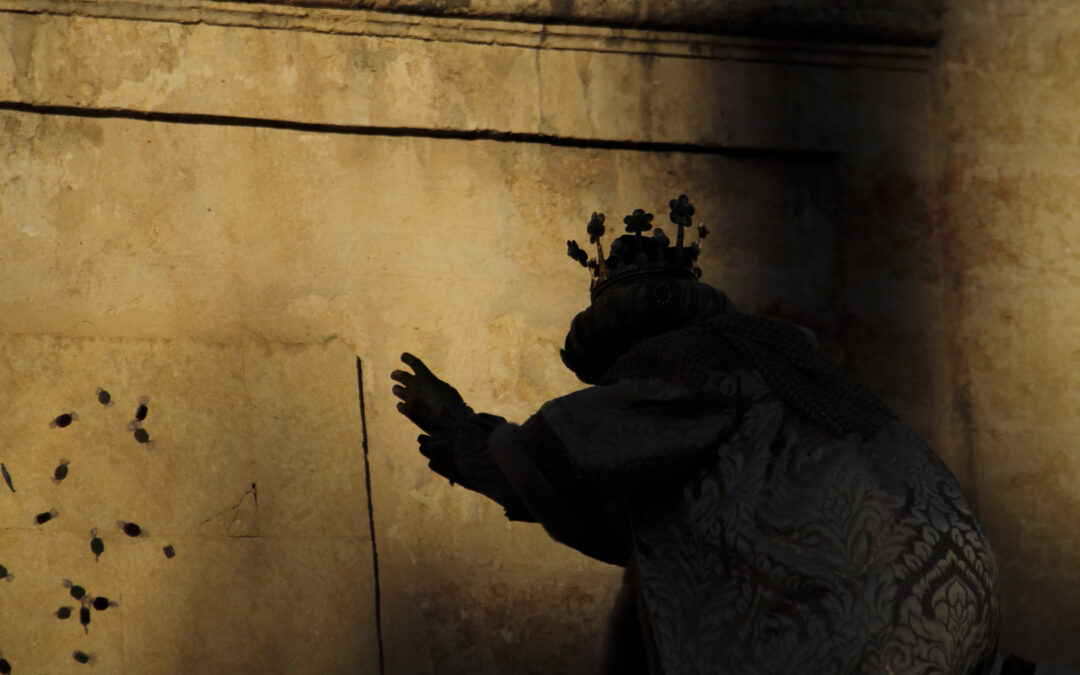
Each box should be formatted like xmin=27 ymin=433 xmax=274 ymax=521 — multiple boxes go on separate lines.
xmin=0 ymin=0 xmax=1017 ymax=671
xmin=933 ymin=0 xmax=1080 ymax=665
xmin=0 ymin=103 xmax=897 ymax=671
xmin=0 ymin=334 xmax=377 ymax=671
xmin=0 ymin=4 xmax=928 ymax=151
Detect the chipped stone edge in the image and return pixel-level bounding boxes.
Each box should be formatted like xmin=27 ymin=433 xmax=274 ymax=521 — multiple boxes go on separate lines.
xmin=0 ymin=0 xmax=933 ymax=71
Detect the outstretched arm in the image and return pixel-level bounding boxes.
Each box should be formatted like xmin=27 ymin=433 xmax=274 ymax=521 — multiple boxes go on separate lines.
xmin=391 ymin=353 xmax=754 ymax=564
xmin=390 ymin=353 xmax=531 ymax=519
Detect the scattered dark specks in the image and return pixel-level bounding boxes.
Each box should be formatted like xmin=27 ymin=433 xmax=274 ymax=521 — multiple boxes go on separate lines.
xmin=96 ymin=387 xmax=113 ymax=406
xmin=64 ymin=579 xmax=86 ymax=601
xmin=162 ymin=544 xmax=176 ymax=559
xmin=34 ymin=509 xmax=58 ymax=525
xmin=0 ymin=564 xmax=11 ymax=581
xmin=134 ymin=396 xmax=149 ymax=422
xmin=91 ymin=595 xmax=116 ymax=611
xmin=1 ymin=463 xmax=13 ymax=492
xmin=118 ymin=521 xmax=143 ymax=538
xmin=52 ymin=459 xmax=70 ymax=484
xmin=80 ymin=605 xmax=91 ymax=633
xmin=49 ymin=412 xmax=78 ymax=428
xmin=0 ymin=656 xmax=10 ymax=674
xmin=90 ymin=528 xmax=104 ymax=562
xmin=57 ymin=606 xmax=73 ymax=620
xmin=73 ymin=650 xmax=94 ymax=665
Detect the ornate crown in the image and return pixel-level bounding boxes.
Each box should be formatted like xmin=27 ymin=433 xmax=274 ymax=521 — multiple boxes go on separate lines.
xmin=567 ymin=194 xmax=709 ymax=300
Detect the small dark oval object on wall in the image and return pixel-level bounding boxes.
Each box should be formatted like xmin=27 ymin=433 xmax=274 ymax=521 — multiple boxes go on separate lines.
xmin=134 ymin=396 xmax=149 ymax=421
xmin=49 ymin=412 xmax=78 ymax=428
xmin=35 ymin=509 xmax=58 ymax=525
xmin=53 ymin=459 xmax=69 ymax=483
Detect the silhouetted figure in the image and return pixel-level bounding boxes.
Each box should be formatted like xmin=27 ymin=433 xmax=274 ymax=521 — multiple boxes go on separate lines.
xmin=392 ymin=196 xmax=1000 ymax=674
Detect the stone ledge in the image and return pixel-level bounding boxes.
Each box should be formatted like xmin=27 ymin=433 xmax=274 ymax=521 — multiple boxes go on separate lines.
xmin=2 ymin=0 xmax=933 ymax=66
xmin=0 ymin=4 xmax=930 ymax=152
xmin=219 ymin=0 xmax=946 ymax=46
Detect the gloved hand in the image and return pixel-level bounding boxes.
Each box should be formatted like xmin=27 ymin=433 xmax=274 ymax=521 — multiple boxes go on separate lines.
xmin=416 ymin=433 xmax=466 ymax=487
xmin=390 ymin=352 xmax=473 ymax=437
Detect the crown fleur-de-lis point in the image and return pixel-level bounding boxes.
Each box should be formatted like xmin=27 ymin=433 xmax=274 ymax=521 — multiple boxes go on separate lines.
xmin=587 ymin=211 xmax=609 ymax=275
xmin=565 ymin=194 xmax=702 ymax=298
xmin=623 ymin=209 xmax=653 ymax=237
xmin=669 ymin=194 xmax=695 ymax=254
xmin=587 ymin=212 xmax=606 ymax=243
xmin=566 ymin=239 xmax=588 ymax=268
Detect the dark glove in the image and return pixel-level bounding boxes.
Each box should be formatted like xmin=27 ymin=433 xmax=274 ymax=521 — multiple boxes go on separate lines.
xmin=390 ymin=352 xmax=474 ymax=437
xmin=416 ymin=433 xmax=465 ymax=486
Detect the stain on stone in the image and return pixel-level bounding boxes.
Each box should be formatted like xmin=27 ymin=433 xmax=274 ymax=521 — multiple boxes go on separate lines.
xmin=8 ymin=14 xmax=36 ymax=80
xmin=548 ymin=0 xmax=573 ymax=20
xmin=162 ymin=544 xmax=176 ymax=559
xmin=56 ymin=606 xmax=73 ymax=620
xmin=73 ymin=650 xmax=93 ymax=664
xmin=412 ymin=578 xmax=614 ymax=672
xmin=79 ymin=121 xmax=105 ymax=148
xmin=96 ymin=387 xmax=113 ymax=406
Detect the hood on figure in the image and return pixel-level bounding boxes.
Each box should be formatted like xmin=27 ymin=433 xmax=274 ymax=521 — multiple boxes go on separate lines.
xmin=560 ymin=278 xmax=739 ymax=384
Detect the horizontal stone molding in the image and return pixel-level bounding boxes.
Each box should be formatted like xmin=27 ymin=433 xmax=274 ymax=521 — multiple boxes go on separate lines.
xmin=0 ymin=0 xmax=931 ymax=151
xmin=2 ymin=0 xmax=934 ymax=64
xmin=221 ymin=0 xmax=945 ymax=46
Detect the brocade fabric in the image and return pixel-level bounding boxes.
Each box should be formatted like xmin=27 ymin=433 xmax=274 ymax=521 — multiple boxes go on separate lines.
xmin=456 ymin=280 xmax=1000 ymax=674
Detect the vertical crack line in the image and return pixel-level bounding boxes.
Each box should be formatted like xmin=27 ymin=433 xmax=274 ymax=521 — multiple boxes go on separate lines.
xmin=357 ymin=356 xmax=385 ymax=675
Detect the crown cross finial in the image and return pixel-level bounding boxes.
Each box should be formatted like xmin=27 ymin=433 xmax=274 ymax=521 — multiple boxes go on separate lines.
xmin=566 ymin=194 xmax=707 ymax=300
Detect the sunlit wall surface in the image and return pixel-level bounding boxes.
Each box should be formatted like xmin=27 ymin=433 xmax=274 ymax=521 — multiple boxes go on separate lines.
xmin=3 ymin=0 xmax=1073 ymax=671
xmin=932 ymin=0 xmax=1080 ymax=665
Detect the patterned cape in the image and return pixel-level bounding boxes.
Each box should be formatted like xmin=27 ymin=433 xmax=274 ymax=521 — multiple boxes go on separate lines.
xmin=465 ymin=281 xmax=1000 ymax=674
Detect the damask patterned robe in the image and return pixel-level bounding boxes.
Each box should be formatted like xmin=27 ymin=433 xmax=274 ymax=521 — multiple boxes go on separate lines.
xmin=455 ymin=280 xmax=1000 ymax=674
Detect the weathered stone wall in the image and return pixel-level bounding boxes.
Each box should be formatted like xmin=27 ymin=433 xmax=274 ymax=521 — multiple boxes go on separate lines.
xmin=0 ymin=0 xmax=1031 ymax=672
xmin=219 ymin=0 xmax=947 ymax=45
xmin=932 ymin=1 xmax=1080 ymax=666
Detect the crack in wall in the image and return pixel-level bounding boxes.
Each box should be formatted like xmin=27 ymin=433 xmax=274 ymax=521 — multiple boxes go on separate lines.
xmin=0 ymin=100 xmax=838 ymax=158
xmin=201 ymin=482 xmax=259 ymax=537
xmin=357 ymin=356 xmax=385 ymax=675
